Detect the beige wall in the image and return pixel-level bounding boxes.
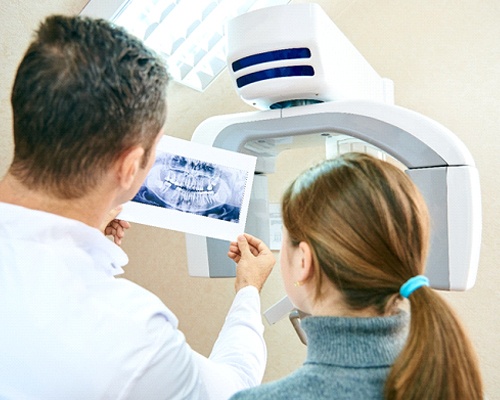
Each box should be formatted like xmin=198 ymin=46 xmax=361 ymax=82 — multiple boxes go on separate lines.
xmin=1 ymin=0 xmax=499 ymax=398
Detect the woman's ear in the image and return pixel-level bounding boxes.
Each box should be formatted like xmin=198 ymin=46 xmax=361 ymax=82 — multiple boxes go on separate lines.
xmin=298 ymin=241 xmax=314 ymax=283
xmin=115 ymin=146 xmax=145 ymax=190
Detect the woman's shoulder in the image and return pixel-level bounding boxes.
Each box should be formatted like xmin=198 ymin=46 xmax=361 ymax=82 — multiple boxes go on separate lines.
xmin=230 ymin=369 xmax=322 ymax=400
xmin=230 ymin=358 xmax=387 ymax=400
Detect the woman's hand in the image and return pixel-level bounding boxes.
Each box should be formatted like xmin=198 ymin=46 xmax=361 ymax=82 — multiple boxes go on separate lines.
xmin=228 ymin=233 xmax=275 ymax=293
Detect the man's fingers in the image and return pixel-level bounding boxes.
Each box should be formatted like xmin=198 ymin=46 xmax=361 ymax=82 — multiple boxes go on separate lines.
xmin=237 ymin=234 xmax=250 ymax=254
xmin=244 ymin=233 xmax=270 ymax=255
xmin=228 ymin=242 xmax=239 ymax=252
xmin=99 ymin=205 xmax=124 ymax=233
xmin=118 ymin=219 xmax=131 ymax=229
xmin=228 ymin=234 xmax=265 ymax=264
xmin=227 ymin=252 xmax=241 ymax=263
xmin=107 ymin=205 xmax=123 ymax=221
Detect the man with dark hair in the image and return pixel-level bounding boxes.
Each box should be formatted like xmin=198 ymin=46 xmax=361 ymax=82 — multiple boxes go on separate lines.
xmin=0 ymin=15 xmax=274 ymax=399
xmin=9 ymin=15 xmax=167 ymax=200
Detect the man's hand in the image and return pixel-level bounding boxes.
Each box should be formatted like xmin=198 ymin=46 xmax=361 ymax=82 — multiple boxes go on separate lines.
xmin=228 ymin=234 xmax=275 ymax=293
xmin=100 ymin=206 xmax=131 ymax=246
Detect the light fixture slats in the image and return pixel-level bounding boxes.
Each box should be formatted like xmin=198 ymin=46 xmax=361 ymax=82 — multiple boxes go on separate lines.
xmin=109 ymin=0 xmax=290 ymax=91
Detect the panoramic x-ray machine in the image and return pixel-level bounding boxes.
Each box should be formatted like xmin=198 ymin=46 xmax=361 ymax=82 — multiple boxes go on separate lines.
xmin=186 ymin=4 xmax=481 ymax=326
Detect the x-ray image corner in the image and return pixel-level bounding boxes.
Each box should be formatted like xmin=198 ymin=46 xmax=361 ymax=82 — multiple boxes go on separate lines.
xmin=0 ymin=14 xmax=274 ymax=400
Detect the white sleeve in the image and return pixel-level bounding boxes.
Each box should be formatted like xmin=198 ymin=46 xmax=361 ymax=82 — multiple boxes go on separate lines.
xmin=121 ymin=285 xmax=266 ymax=400
xmin=194 ymin=285 xmax=267 ymax=399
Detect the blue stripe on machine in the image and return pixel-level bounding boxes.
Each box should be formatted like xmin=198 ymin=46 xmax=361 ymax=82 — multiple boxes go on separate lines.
xmin=236 ymin=66 xmax=315 ymax=88
xmin=232 ymin=48 xmax=311 ymax=72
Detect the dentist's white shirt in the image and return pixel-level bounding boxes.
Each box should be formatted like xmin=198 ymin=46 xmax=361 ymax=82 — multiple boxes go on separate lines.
xmin=0 ymin=202 xmax=266 ymax=400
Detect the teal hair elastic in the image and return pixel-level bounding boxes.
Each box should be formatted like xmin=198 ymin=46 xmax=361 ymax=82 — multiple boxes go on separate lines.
xmin=399 ymin=275 xmax=429 ymax=298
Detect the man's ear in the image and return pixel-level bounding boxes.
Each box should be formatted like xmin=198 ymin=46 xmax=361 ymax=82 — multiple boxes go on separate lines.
xmin=115 ymin=146 xmax=145 ymax=190
xmin=298 ymin=241 xmax=315 ymax=283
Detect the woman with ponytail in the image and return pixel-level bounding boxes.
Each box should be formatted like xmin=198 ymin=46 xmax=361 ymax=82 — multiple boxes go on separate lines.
xmin=229 ymin=152 xmax=483 ymax=400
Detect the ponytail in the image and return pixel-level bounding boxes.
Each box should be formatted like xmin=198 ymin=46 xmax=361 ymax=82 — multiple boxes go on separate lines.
xmin=282 ymin=153 xmax=483 ymax=399
xmin=385 ymin=287 xmax=483 ymax=399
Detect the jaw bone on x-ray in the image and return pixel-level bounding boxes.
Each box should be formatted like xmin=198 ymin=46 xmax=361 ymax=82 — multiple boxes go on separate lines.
xmin=133 ymin=152 xmax=246 ymax=222
xmin=119 ymin=135 xmax=256 ymax=241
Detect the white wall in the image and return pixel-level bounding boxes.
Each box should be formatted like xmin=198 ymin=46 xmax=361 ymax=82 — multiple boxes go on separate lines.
xmin=0 ymin=0 xmax=498 ymax=397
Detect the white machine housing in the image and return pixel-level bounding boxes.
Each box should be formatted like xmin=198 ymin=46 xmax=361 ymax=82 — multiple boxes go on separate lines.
xmin=226 ymin=3 xmax=394 ymax=109
xmin=186 ymin=100 xmax=481 ymax=292
xmin=186 ymin=3 xmax=481 ymax=294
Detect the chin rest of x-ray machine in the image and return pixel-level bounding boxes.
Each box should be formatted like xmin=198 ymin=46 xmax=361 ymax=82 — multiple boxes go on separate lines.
xmin=185 ymin=4 xmax=481 ymax=332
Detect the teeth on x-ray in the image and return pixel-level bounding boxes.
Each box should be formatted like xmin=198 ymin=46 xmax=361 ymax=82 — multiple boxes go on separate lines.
xmin=160 ymin=157 xmax=227 ymax=212
xmin=132 ymin=152 xmax=245 ymax=222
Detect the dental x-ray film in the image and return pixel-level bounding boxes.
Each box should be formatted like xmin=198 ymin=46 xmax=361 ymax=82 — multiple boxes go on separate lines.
xmin=120 ymin=135 xmax=256 ymax=241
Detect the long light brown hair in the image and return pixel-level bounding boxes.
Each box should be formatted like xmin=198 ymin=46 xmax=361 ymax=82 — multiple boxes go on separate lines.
xmin=281 ymin=152 xmax=483 ymax=399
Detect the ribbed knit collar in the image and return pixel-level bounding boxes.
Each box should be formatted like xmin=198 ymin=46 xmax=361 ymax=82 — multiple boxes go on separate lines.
xmin=301 ymin=311 xmax=409 ymax=368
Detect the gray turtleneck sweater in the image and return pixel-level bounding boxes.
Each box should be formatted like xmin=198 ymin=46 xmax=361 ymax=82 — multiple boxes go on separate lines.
xmin=230 ymin=312 xmax=409 ymax=400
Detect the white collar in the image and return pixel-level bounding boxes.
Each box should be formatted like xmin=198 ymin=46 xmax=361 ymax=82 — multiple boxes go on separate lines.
xmin=0 ymin=202 xmax=129 ymax=276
